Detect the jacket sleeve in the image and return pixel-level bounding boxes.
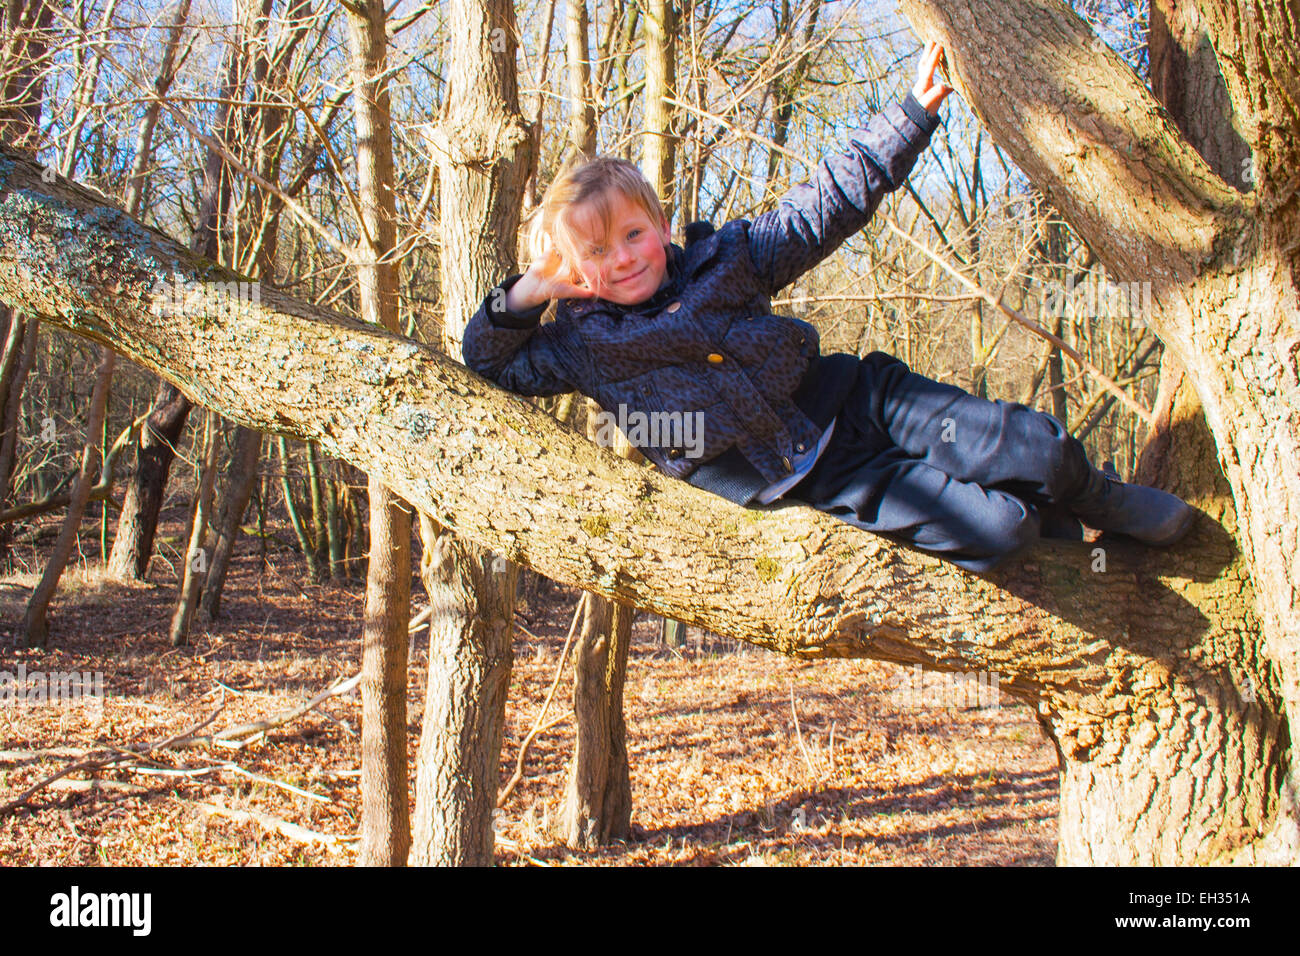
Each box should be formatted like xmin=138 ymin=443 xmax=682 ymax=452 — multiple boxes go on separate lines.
xmin=461 ymin=274 xmax=592 ymax=397
xmin=746 ymin=93 xmax=941 ymax=295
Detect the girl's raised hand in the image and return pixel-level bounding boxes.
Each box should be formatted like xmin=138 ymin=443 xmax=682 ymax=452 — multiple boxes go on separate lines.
xmin=506 ymin=248 xmax=596 ymax=311
xmin=912 ymin=40 xmax=955 ymax=115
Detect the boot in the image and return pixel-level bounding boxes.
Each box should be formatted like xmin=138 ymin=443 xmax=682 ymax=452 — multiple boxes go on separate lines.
xmin=1066 ymin=461 xmax=1195 ymax=547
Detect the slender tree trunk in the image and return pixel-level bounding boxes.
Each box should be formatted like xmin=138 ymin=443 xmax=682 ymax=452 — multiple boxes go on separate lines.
xmin=17 ymin=348 xmax=114 ymax=647
xmin=565 ymin=0 xmax=597 ymax=158
xmin=199 ymin=0 xmax=311 ymax=614
xmin=169 ymin=410 xmax=220 ymax=646
xmin=345 ymin=0 xmax=411 ymax=867
xmin=305 ymin=440 xmax=330 ymax=580
xmin=641 ymin=0 xmax=676 ymax=207
xmin=408 ymin=0 xmax=533 ymax=867
xmin=199 ymin=425 xmax=261 ymax=619
xmin=277 ymin=436 xmax=322 ymax=579
xmin=325 ymin=468 xmax=346 ymax=579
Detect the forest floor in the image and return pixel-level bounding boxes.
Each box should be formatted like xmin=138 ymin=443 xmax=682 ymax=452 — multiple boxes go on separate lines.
xmin=0 ymin=514 xmax=1059 ymax=866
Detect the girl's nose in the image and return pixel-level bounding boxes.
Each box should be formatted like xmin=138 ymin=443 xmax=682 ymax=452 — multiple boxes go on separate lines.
xmin=612 ymin=243 xmax=635 ymax=267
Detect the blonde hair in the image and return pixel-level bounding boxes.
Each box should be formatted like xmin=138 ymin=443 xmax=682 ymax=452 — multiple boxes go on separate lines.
xmin=530 ymin=156 xmax=667 ymax=281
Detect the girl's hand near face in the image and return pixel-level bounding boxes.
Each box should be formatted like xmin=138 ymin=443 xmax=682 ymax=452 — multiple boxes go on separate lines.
xmin=913 ymin=40 xmax=955 ymax=115
xmin=506 ymin=249 xmax=596 ymax=312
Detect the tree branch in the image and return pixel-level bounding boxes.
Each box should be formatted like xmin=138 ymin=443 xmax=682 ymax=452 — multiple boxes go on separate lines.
xmin=0 ymin=149 xmax=1237 ymax=715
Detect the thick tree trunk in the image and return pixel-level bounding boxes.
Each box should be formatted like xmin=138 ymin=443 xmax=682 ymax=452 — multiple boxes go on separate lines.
xmin=1053 ymin=357 xmax=1286 ymax=863
xmin=561 ymin=587 xmax=633 ymax=848
xmin=407 ymin=0 xmax=533 ymax=868
xmin=345 ymin=0 xmax=411 ymax=868
xmin=106 ymin=380 xmax=191 ymax=580
xmin=410 ymin=516 xmax=516 ymax=866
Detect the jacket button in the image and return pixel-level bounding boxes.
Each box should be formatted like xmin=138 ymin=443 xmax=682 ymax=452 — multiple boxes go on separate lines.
xmin=666 ymin=301 xmax=681 ymax=313
xmin=707 ymin=352 xmax=724 ymax=364
xmin=667 ymin=448 xmax=683 ymax=459
xmin=781 ymin=456 xmax=793 ymax=473
xmin=796 ymin=442 xmax=807 ymax=453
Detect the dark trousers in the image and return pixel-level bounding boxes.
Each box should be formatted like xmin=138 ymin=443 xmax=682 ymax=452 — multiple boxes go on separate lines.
xmin=786 ymin=352 xmax=1093 ymax=572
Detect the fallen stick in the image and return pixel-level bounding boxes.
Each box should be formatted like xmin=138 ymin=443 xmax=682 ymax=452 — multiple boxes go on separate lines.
xmin=193 ymin=802 xmax=352 ymax=853
xmin=173 ymin=673 xmax=360 ymax=749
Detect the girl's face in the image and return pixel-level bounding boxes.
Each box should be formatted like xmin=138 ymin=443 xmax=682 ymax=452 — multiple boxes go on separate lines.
xmin=563 ymin=190 xmax=672 ymax=305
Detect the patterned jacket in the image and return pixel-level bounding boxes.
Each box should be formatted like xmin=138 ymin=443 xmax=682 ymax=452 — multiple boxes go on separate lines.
xmin=462 ymin=94 xmax=941 ymax=504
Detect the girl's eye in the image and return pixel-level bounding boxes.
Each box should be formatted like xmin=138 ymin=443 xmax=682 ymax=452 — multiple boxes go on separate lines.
xmin=628 ymin=229 xmax=641 ymax=239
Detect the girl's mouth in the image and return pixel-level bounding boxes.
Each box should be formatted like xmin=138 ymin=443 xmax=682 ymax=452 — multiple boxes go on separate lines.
xmin=614 ymin=267 xmax=646 ymax=284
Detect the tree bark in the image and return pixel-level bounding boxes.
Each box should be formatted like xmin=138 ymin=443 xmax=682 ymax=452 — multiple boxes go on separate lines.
xmin=564 ymin=0 xmax=597 ymax=158
xmin=345 ymin=0 xmax=411 ymax=868
xmin=410 ymin=515 xmax=516 ymax=866
xmin=641 ymin=0 xmax=676 ymax=206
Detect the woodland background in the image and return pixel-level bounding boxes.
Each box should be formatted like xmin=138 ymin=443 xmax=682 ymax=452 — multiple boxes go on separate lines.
xmin=0 ymin=0 xmax=1215 ymax=865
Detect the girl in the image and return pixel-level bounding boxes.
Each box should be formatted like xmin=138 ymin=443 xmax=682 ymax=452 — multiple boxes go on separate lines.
xmin=462 ymin=42 xmax=1194 ymax=572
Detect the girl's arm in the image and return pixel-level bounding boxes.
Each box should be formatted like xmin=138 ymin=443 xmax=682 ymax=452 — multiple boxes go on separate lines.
xmin=746 ymin=42 xmax=953 ymax=295
xmin=462 ymin=274 xmax=593 ymax=397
